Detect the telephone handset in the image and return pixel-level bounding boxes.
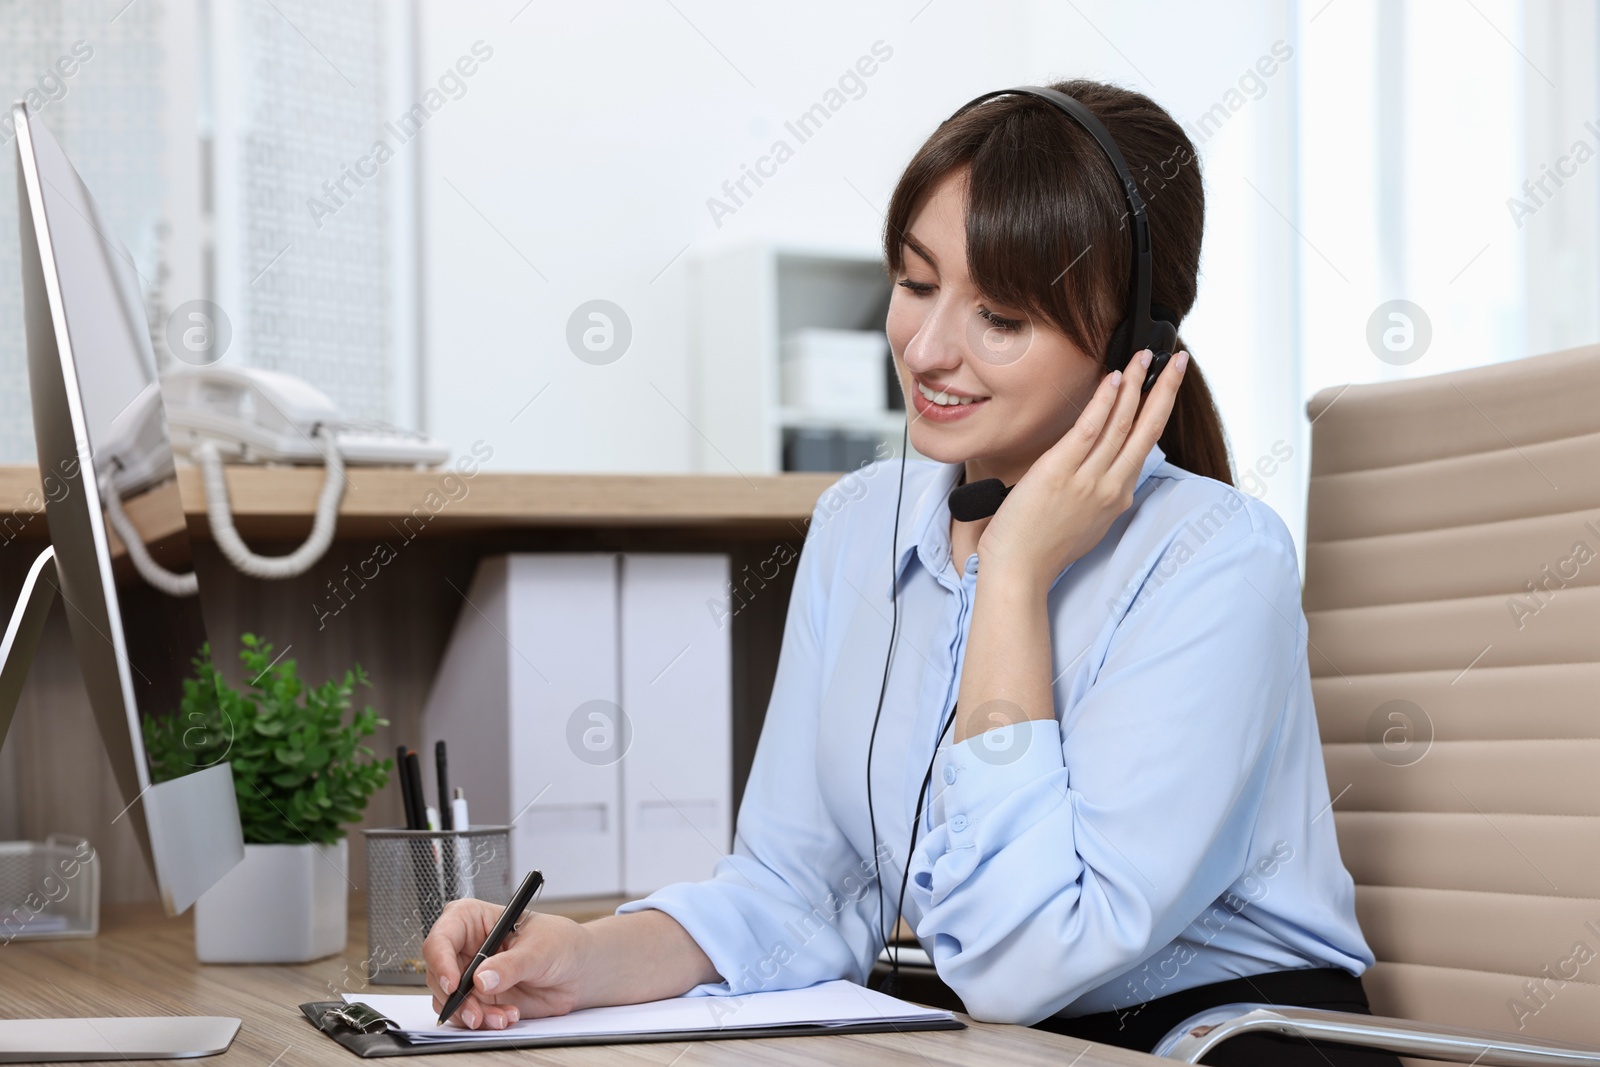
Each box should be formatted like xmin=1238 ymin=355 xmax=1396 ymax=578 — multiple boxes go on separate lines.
xmin=94 ymin=380 xmax=175 ymax=499
xmin=104 ymin=365 xmax=451 ymax=590
xmin=161 ymin=365 xmax=448 ymax=467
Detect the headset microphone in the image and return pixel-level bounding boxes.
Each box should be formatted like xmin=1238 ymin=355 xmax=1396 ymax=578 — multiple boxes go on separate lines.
xmin=947 ymin=477 xmax=1010 ymax=523
xmin=943 ymin=85 xmax=1181 ymax=524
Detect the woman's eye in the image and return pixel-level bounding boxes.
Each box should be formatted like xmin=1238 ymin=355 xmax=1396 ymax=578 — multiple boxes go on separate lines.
xmin=979 ymin=307 xmax=1024 ymax=332
xmin=896 ymin=279 xmax=935 ymax=295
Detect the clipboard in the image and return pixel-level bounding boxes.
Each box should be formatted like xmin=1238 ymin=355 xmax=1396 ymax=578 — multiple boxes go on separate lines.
xmin=298 ymin=998 xmax=965 ymax=1057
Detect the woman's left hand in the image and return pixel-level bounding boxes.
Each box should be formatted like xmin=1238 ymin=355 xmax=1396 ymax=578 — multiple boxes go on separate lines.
xmin=974 ymin=348 xmax=1189 ymax=589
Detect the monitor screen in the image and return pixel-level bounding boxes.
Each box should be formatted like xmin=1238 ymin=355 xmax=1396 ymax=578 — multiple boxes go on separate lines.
xmin=14 ymin=104 xmax=242 ymax=913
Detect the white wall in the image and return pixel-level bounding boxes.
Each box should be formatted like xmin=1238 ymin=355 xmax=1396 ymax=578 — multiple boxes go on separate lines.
xmin=412 ymin=1 xmax=1303 ymax=516
xmin=1523 ymin=0 xmax=1600 ymax=358
xmin=0 ymin=1 xmax=1587 ymax=567
xmin=413 ymin=0 xmax=1592 ymax=571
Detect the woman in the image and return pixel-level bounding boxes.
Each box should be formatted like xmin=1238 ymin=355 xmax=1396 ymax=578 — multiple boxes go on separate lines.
xmin=423 ymin=79 xmax=1395 ymax=1065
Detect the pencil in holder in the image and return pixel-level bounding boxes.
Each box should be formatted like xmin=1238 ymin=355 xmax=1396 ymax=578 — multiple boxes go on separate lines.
xmin=362 ymin=825 xmax=514 ymax=985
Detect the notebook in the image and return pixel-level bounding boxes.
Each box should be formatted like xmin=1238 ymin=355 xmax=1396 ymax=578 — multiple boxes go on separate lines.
xmin=298 ymin=979 xmax=961 ymax=1056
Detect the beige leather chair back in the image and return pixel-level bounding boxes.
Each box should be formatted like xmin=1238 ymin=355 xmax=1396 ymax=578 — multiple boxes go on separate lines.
xmin=1303 ymin=342 xmax=1600 ymax=1046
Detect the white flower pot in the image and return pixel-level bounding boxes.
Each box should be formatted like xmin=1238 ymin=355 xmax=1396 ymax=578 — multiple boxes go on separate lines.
xmin=194 ymin=838 xmax=348 ymax=963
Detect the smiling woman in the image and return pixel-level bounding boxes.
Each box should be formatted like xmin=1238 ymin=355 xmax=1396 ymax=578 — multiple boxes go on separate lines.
xmin=418 ymin=77 xmax=1394 ymax=1067
xmin=883 ymin=79 xmax=1230 ymax=494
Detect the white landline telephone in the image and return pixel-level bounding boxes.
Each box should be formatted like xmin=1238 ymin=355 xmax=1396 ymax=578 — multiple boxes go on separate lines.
xmin=102 ymin=365 xmax=450 ymax=591
xmin=161 ymin=365 xmax=449 ymax=468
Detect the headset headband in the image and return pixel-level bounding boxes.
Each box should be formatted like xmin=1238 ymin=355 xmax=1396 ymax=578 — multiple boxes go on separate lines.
xmin=944 ymin=86 xmax=1177 ymax=379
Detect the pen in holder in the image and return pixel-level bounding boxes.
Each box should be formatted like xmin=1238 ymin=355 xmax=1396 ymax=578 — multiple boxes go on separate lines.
xmin=362 ymin=825 xmax=513 ymax=985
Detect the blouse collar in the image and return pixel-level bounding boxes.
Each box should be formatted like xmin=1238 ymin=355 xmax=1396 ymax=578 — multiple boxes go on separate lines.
xmin=886 ymin=441 xmax=1169 ymax=599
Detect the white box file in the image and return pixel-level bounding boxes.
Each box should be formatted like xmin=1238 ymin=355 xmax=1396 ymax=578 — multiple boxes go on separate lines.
xmin=422 ymin=554 xmax=621 ymax=898
xmin=421 ymin=553 xmax=732 ymax=900
xmin=619 ymin=554 xmax=732 ymax=897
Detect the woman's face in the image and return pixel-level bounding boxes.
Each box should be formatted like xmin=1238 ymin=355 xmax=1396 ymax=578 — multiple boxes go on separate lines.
xmin=886 ymin=167 xmax=1108 ymax=486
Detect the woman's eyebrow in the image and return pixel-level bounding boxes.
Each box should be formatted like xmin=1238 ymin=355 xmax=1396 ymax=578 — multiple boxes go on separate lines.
xmin=903 ymin=232 xmax=938 ymax=270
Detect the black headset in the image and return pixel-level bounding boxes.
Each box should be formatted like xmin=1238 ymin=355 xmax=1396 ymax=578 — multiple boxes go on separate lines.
xmin=867 ymin=85 xmax=1180 ymax=996
xmin=945 ymin=85 xmax=1181 ymax=523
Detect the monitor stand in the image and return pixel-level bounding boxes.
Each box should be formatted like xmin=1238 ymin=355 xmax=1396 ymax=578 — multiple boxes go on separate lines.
xmin=0 ymin=546 xmax=57 ymax=750
xmin=0 ymin=1017 xmax=241 ymax=1062
xmin=0 ymin=545 xmax=242 ymax=1061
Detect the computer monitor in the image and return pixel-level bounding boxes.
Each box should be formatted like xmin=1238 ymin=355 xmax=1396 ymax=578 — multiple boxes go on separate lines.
xmin=5 ymin=103 xmax=244 ymax=923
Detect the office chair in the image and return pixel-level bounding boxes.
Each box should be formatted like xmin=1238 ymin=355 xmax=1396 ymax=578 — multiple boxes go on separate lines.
xmin=1154 ymin=342 xmax=1600 ymax=1064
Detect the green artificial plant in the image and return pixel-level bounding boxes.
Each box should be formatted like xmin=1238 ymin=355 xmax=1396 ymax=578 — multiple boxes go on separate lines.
xmin=144 ymin=633 xmax=392 ymax=845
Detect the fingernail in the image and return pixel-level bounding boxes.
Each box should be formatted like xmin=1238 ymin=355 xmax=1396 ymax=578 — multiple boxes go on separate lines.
xmin=506 ymin=1007 xmax=520 ymax=1024
xmin=1109 ymin=370 xmax=1122 ymax=387
xmin=440 ymin=976 xmax=452 ymax=995
xmin=1175 ymin=350 xmax=1189 ymax=371
xmin=478 ymin=969 xmax=499 ymax=993
xmin=1140 ymin=349 xmax=1153 ymax=368
xmin=462 ymin=1009 xmax=479 ymax=1028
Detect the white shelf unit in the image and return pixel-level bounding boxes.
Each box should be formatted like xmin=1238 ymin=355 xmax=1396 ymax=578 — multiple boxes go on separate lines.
xmin=691 ymin=243 xmax=924 ymax=474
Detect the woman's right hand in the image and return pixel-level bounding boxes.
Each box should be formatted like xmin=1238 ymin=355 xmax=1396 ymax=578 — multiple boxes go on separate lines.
xmin=421 ymin=898 xmax=591 ymax=1030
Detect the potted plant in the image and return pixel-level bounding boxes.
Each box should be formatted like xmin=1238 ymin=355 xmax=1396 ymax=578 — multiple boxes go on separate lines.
xmin=144 ymin=634 xmax=392 ymax=963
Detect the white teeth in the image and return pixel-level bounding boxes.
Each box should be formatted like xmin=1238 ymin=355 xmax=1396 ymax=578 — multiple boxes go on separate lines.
xmin=917 ymin=380 xmax=982 ymax=406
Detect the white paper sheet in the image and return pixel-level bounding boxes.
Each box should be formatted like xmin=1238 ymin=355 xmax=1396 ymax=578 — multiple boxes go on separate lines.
xmin=343 ymin=979 xmax=953 ymax=1043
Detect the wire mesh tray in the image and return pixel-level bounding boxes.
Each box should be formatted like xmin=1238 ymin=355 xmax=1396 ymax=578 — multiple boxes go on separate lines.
xmin=0 ymin=834 xmax=100 ymax=941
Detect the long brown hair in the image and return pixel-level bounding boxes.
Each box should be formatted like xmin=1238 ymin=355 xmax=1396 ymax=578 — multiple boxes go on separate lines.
xmin=883 ymin=79 xmax=1234 ymax=486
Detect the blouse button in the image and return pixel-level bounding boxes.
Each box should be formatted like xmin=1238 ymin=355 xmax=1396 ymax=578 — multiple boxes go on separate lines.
xmin=949 ymin=814 xmax=969 ymax=833
xmin=942 ymin=765 xmax=957 ymax=785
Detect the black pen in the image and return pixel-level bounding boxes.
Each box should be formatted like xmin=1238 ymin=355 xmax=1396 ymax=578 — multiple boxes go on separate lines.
xmin=435 ymin=741 xmax=453 ymax=831
xmin=436 ymin=870 xmax=545 ymax=1027
xmin=402 ymin=749 xmax=427 ymax=831
xmin=396 ymin=745 xmax=417 ymax=828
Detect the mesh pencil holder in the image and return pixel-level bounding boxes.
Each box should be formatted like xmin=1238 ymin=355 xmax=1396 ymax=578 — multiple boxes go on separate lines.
xmin=362 ymin=825 xmax=514 ymax=985
xmin=0 ymin=834 xmax=100 ymax=941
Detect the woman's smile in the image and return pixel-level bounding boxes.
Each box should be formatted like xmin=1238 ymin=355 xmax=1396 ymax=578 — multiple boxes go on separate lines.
xmin=910 ymin=373 xmax=991 ymax=422
xmin=885 ymin=168 xmax=1106 ymax=487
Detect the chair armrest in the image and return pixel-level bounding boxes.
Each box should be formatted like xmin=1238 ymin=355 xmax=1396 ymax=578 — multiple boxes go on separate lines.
xmin=1152 ymin=1003 xmax=1600 ymax=1065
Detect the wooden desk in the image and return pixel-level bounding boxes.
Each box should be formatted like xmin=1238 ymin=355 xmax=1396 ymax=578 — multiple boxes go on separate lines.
xmin=0 ymin=467 xmax=839 ymax=902
xmin=0 ymin=465 xmax=842 ymax=541
xmin=0 ymin=900 xmax=1164 ymax=1066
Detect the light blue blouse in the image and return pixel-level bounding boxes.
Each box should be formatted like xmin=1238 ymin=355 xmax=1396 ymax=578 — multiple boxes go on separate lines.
xmin=617 ymin=441 xmax=1374 ymax=1025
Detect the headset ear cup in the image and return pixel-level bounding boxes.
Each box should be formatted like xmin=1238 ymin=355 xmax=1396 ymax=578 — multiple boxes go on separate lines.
xmin=1150 ymin=319 xmax=1179 ymax=359
xmin=1103 ymin=318 xmax=1133 ymax=371
xmin=1150 ymin=305 xmax=1181 ymax=357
